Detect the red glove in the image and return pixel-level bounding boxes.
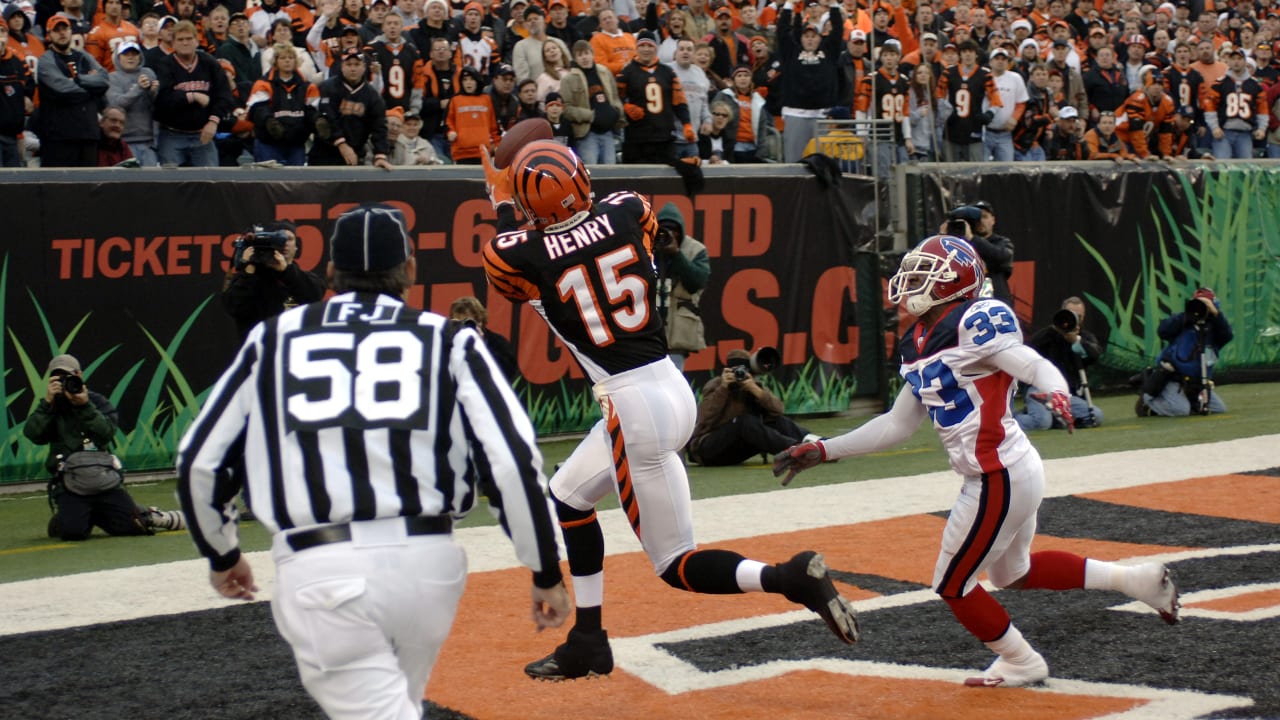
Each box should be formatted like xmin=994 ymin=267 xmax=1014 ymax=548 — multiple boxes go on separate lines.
xmin=624 ymin=103 xmax=645 ymax=121
xmin=1032 ymin=391 xmax=1075 ymax=434
xmin=772 ymin=440 xmax=827 ymax=487
xmin=683 ymin=123 xmax=696 ymax=142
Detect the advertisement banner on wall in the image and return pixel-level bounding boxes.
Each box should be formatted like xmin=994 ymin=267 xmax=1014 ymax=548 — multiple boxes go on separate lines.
xmin=1 ymin=170 xmax=876 ymax=482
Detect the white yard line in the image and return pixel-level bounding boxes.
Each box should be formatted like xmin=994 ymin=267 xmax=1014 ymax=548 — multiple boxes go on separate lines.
xmin=1 ymin=435 xmax=1275 ymax=637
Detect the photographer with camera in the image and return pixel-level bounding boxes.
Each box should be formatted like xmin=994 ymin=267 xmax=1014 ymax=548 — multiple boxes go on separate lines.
xmin=449 ymin=296 xmax=519 ymax=382
xmin=687 ymin=347 xmax=819 ymax=466
xmin=24 ymin=354 xmax=185 ymax=541
xmin=221 ymin=221 xmax=326 ymax=343
xmin=654 ymin=202 xmax=711 ymax=371
xmin=1136 ymin=288 xmax=1233 ymax=417
xmin=1015 ymin=297 xmax=1104 ymax=430
xmin=940 ymin=202 xmax=1015 ymax=306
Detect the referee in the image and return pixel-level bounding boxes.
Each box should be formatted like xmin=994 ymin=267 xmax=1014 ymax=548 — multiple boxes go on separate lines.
xmin=177 ymin=203 xmax=569 ymax=720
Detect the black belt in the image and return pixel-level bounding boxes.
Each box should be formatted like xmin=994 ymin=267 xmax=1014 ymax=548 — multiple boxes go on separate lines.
xmin=286 ymin=516 xmax=452 ymax=553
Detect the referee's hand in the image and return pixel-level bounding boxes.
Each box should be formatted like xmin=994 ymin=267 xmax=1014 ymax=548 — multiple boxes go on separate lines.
xmin=210 ymin=556 xmax=259 ymax=601
xmin=531 ymin=582 xmax=571 ymax=631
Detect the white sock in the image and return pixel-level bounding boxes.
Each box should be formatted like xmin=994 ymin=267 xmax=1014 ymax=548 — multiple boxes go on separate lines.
xmin=1084 ymin=559 xmax=1126 ymax=593
xmin=985 ymin=624 xmax=1035 ymax=663
xmin=735 ymin=559 xmax=768 ymax=593
xmin=573 ymin=571 xmax=604 ymax=609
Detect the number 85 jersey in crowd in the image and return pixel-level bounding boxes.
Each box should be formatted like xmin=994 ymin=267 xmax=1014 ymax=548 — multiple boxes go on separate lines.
xmin=482 ymin=191 xmax=669 ymax=382
xmin=899 ymin=297 xmax=1048 ymax=477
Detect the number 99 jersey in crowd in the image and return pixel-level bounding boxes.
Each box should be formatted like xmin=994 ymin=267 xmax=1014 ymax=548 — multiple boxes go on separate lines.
xmin=899 ymin=297 xmax=1035 ymax=477
xmin=482 ymin=190 xmax=669 ymax=382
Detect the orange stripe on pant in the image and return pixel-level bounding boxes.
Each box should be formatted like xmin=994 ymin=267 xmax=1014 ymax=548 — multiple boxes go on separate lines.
xmin=607 ymin=402 xmax=642 ymax=539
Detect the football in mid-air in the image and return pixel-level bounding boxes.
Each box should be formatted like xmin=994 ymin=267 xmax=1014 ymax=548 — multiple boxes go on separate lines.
xmin=494 ymin=118 xmax=554 ymax=168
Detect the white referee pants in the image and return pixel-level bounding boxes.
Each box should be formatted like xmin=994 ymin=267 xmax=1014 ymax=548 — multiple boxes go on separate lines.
xmin=550 ymin=358 xmax=698 ymax=575
xmin=270 ymin=518 xmax=468 ymax=720
xmin=931 ymin=450 xmax=1045 ymax=598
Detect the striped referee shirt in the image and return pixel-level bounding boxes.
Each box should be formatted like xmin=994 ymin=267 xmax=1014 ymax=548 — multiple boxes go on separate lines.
xmin=176 ymin=291 xmax=563 ymax=587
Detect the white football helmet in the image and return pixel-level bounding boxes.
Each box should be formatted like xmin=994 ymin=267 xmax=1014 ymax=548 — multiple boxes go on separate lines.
xmin=887 ymin=235 xmax=986 ymax=316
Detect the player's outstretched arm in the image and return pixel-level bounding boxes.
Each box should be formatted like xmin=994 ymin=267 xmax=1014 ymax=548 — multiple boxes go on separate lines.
xmin=991 ymin=344 xmax=1074 ymax=431
xmin=775 ymin=386 xmax=926 ymax=486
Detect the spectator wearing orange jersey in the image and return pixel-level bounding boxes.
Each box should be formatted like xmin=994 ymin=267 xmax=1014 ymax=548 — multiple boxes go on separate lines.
xmin=590 ymin=9 xmax=636 ymax=75
xmin=446 ymin=65 xmax=499 ymax=164
xmin=85 ymin=0 xmax=140 ymax=71
xmin=3 ymin=5 xmax=46 ymax=63
xmin=1084 ymin=110 xmax=1134 ymax=159
xmin=1116 ymin=70 xmax=1175 ymax=158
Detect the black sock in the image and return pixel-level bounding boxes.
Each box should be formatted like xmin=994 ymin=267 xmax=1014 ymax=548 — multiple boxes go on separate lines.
xmin=760 ymin=565 xmax=780 ymax=594
xmin=574 ymin=605 xmax=603 ymax=633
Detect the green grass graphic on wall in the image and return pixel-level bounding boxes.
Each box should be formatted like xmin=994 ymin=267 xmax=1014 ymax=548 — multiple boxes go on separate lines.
xmin=1078 ymin=167 xmax=1280 ymax=372
xmin=0 ymin=254 xmax=215 ymax=483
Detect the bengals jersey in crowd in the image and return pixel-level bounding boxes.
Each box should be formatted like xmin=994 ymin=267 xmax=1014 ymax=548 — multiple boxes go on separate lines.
xmin=936 ymin=64 xmax=1001 ymax=143
xmin=1202 ymin=73 xmax=1268 ymax=133
xmin=1163 ymin=63 xmax=1203 ymax=114
xmin=482 ymin=191 xmax=668 ymax=381
xmin=1116 ymin=89 xmax=1175 ymax=157
xmin=856 ymin=67 xmax=910 ymax=143
xmin=84 ymin=18 xmax=140 ymax=71
xmin=368 ymin=39 xmax=422 ymax=113
xmin=616 ymin=60 xmax=691 ymax=144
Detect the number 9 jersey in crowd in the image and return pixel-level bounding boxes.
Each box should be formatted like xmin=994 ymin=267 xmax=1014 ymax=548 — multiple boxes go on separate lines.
xmin=482 ymin=190 xmax=669 ymax=382
xmin=898 ymin=297 xmax=1041 ymax=477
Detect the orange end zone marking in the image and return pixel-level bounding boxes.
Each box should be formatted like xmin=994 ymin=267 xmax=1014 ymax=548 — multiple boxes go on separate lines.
xmin=1189 ymin=588 xmax=1280 ymax=613
xmin=1079 ymin=474 xmax=1280 ymax=525
xmin=430 ymin=515 xmax=1189 ymax=720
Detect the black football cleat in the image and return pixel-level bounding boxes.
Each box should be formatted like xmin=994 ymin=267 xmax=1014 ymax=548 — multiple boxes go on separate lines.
xmin=524 ymin=628 xmax=614 ymax=681
xmin=777 ymin=551 xmax=860 ymax=644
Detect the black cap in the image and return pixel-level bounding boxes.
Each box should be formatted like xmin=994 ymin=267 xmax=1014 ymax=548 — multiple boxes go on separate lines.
xmin=330 ymin=204 xmax=412 ymax=272
xmin=493 ymin=62 xmax=515 ymax=76
xmin=948 ymin=205 xmax=983 ymax=225
xmin=636 ymin=29 xmax=659 ymax=46
xmin=340 ymin=23 xmax=361 ymax=34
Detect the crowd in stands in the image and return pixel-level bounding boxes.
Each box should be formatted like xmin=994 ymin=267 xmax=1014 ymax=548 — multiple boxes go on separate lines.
xmin=1 ymin=0 xmax=1278 ymax=168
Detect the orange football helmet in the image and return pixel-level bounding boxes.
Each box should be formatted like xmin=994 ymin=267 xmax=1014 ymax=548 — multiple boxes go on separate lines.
xmin=509 ymin=141 xmax=593 ymax=228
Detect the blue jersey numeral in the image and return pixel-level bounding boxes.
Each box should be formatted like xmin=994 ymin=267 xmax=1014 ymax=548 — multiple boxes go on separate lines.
xmin=904 ymin=359 xmax=974 ymax=428
xmin=964 ymin=305 xmax=1018 ymax=346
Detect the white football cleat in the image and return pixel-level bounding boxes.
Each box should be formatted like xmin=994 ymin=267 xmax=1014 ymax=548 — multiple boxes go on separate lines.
xmin=964 ymin=651 xmax=1049 ymax=688
xmin=1131 ymin=562 xmax=1181 ymax=625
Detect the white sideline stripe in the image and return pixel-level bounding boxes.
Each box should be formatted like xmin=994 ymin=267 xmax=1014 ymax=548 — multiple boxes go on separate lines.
xmin=603 ymin=654 xmax=1253 ymax=720
xmin=1 ymin=434 xmax=1276 ymax=637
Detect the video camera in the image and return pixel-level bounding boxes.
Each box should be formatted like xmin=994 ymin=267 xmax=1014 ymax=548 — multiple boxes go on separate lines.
xmin=233 ymin=225 xmax=293 ymax=267
xmin=728 ymin=346 xmax=780 ymax=381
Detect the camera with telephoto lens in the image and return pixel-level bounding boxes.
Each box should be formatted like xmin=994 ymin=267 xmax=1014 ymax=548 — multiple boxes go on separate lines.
xmin=654 ymin=223 xmax=679 ymax=249
xmin=729 ymin=346 xmax=781 ymax=381
xmin=1052 ymin=308 xmax=1080 ymax=334
xmin=1185 ymin=296 xmax=1210 ymax=324
xmin=61 ymin=375 xmax=85 ymax=395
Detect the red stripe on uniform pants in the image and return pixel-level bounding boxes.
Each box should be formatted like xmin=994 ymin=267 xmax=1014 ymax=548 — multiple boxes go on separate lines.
xmin=938 ymin=469 xmax=1011 ymax=598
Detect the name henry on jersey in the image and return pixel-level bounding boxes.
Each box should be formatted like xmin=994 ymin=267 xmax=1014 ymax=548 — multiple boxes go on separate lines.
xmin=541 ymin=214 xmax=616 ymax=261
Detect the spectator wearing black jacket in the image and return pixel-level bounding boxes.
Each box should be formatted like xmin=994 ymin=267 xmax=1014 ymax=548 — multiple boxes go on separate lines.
xmin=1082 ymin=45 xmax=1129 ymax=125
xmin=36 ymin=14 xmax=110 ymax=167
xmin=309 ymin=47 xmax=392 ymax=167
xmin=1015 ymin=296 xmax=1104 ymax=430
xmin=777 ymin=0 xmax=843 ymax=162
xmin=0 ymin=22 xmax=35 ymax=167
xmin=153 ymin=19 xmax=233 ymax=166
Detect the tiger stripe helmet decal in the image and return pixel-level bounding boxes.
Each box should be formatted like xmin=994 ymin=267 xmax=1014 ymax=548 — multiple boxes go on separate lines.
xmin=509 ymin=141 xmax=593 ymax=228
